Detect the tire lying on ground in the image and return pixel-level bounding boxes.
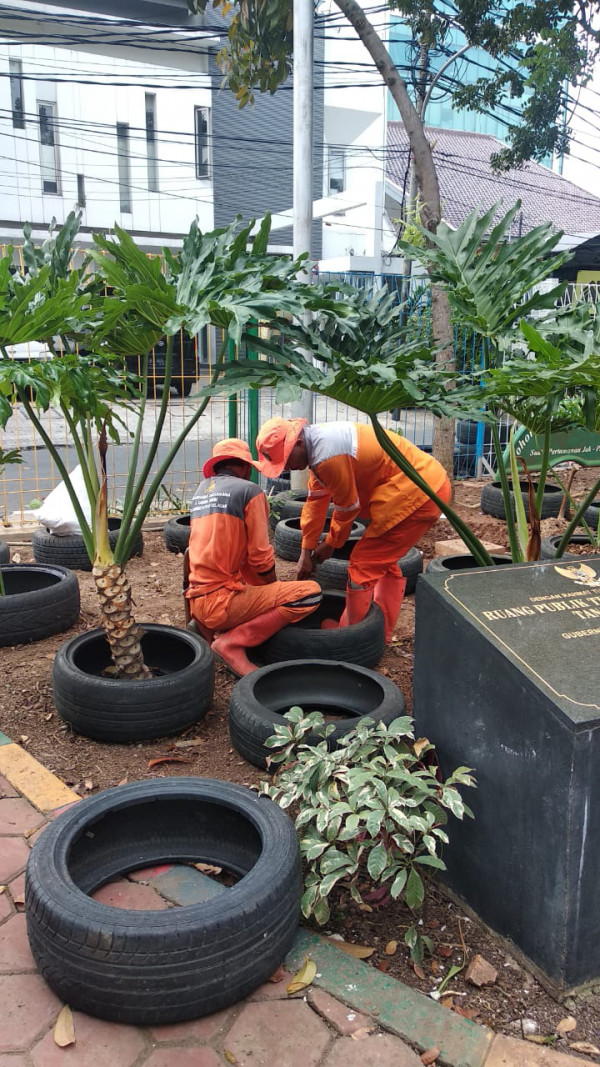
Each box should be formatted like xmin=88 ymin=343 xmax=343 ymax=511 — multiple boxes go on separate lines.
xmin=578 ymin=499 xmax=600 ymax=530
xmin=425 ymin=553 xmax=512 ymax=575
xmin=274 ymin=517 xmax=365 ymax=562
xmin=32 ymin=517 xmax=143 ymax=571
xmin=25 ymin=777 xmax=301 ymax=1025
xmin=315 ymin=543 xmax=423 ymax=594
xmin=257 ymin=590 xmax=385 ymax=669
xmin=480 ymin=481 xmax=564 ymax=521
xmin=0 ymin=564 xmax=80 ymax=646
xmin=268 ymin=490 xmax=334 ymax=531
xmin=230 ymin=659 xmax=406 ymax=769
xmin=540 ymin=534 xmax=600 ymax=561
xmin=163 ymin=514 xmax=191 ymax=553
xmin=52 ymin=623 xmax=214 ymax=742
xmin=0 ymin=541 xmax=9 ymax=565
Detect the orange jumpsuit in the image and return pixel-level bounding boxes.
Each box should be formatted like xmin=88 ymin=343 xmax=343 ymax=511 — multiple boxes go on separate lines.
xmin=186 ymin=471 xmax=321 ymax=631
xmin=300 ymin=422 xmax=451 ymax=586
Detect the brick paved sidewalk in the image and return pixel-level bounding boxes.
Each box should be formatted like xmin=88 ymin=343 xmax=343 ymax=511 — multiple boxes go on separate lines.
xmin=0 ymin=732 xmax=595 ymax=1067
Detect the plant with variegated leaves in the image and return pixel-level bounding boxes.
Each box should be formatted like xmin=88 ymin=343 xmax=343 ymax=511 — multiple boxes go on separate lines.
xmin=260 ymin=708 xmax=475 ymax=964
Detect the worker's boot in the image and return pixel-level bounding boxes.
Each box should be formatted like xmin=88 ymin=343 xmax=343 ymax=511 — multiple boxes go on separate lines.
xmin=211 ymin=608 xmax=288 ymax=677
xmin=373 ymin=572 xmax=407 ymax=643
xmin=339 ymin=585 xmax=374 ymax=628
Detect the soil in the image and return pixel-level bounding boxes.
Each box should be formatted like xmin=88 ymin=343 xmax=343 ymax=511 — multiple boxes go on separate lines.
xmin=2 ymin=470 xmax=600 ymax=1060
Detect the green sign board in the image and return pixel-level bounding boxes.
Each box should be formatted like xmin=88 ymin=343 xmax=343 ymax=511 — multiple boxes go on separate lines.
xmin=503 ymin=426 xmax=600 ymax=471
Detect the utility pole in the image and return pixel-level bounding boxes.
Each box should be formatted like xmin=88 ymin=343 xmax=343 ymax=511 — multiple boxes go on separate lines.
xmin=289 ymin=0 xmax=315 ymax=487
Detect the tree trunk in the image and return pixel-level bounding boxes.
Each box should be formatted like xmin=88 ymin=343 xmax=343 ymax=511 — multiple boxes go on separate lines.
xmin=92 ymin=563 xmax=151 ymax=680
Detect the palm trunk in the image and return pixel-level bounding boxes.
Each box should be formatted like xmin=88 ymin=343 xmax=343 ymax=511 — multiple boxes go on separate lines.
xmin=92 ymin=562 xmax=151 ymax=679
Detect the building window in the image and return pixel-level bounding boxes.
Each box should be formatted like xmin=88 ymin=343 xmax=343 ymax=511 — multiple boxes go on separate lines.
xmin=194 ymin=107 xmax=210 ymax=179
xmin=77 ymin=173 xmax=86 ymax=208
xmin=116 ymin=122 xmax=132 ymax=213
xmin=328 ymin=147 xmax=346 ymax=194
xmin=38 ymin=102 xmax=60 ymax=194
xmin=145 ymin=93 xmax=159 ymax=193
xmin=10 ymin=60 xmax=25 ymax=129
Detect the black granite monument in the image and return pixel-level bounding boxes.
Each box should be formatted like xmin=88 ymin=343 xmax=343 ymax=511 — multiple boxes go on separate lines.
xmin=413 ymin=556 xmax=600 ymax=990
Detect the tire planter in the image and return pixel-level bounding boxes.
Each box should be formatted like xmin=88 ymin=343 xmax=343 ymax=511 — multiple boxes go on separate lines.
xmin=0 ymin=541 xmax=9 ymax=564
xmin=32 ymin=517 xmax=143 ymax=572
xmin=0 ymin=564 xmax=80 ymax=646
xmin=163 ymin=514 xmax=191 ymax=553
xmin=257 ymin=590 xmax=385 ymax=669
xmin=315 ymin=543 xmax=423 ymax=594
xmin=52 ymin=623 xmax=214 ymax=742
xmin=540 ymin=534 xmax=600 ymax=561
xmin=274 ymin=517 xmax=365 ymax=562
xmin=230 ymin=659 xmax=406 ymax=770
xmin=265 ymin=475 xmax=291 ymax=495
xmin=268 ymin=490 xmax=334 ymax=531
xmin=426 ymin=553 xmax=512 ymax=574
xmin=25 ymin=777 xmax=301 ymax=1025
xmin=480 ymin=481 xmax=564 ymax=521
xmin=577 ymin=499 xmax=600 ymax=530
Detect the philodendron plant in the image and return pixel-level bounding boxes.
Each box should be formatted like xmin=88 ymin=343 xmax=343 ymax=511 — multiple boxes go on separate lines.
xmin=0 ymin=213 xmax=355 ymax=677
xmin=261 ymin=708 xmax=474 ymax=964
xmin=205 ymin=200 xmax=600 ymax=565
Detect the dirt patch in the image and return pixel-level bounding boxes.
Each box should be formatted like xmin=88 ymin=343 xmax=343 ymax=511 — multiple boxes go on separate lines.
xmin=2 ymin=473 xmax=600 ymax=1059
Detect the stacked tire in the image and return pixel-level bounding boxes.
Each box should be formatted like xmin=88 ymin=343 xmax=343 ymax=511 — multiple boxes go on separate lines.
xmin=33 ymin=518 xmax=143 ymax=571
xmin=163 ymin=514 xmax=191 ymax=553
xmin=274 ymin=517 xmax=365 ymax=562
xmin=315 ymin=544 xmax=423 ymax=593
xmin=480 ymin=481 xmax=564 ymax=520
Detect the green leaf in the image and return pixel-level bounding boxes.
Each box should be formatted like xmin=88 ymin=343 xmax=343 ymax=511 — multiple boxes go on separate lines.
xmin=366 ymin=841 xmax=388 ymax=880
xmin=405 ymin=868 xmax=425 ymax=910
xmin=390 ymin=869 xmax=408 ymax=899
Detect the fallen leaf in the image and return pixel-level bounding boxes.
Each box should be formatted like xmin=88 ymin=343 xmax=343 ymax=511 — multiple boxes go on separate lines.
xmin=413 ymin=963 xmax=426 ymax=980
xmin=570 ymin=1042 xmax=600 ymax=1056
xmin=174 ymin=739 xmax=205 ymax=748
xmin=147 ymin=756 xmax=193 ymax=769
xmin=53 ymin=1005 xmax=75 ymax=1047
xmin=12 ymin=893 xmax=25 ymax=909
xmin=385 ymin=939 xmax=398 ymax=956
xmin=413 ymin=737 xmax=430 ymax=758
xmin=421 ymin=1048 xmax=441 ymax=1066
xmin=430 ymin=960 xmax=441 ymax=974
xmin=44 ymin=713 xmax=53 ymax=721
xmin=327 ymin=939 xmax=375 ymax=959
xmin=376 ymin=960 xmax=389 ymax=973
xmin=350 ymin=1027 xmax=374 ymax=1041
xmin=437 ymin=945 xmax=453 ymax=958
xmin=224 ymin=1051 xmax=238 ymax=1065
xmin=440 ymin=996 xmax=454 ymax=1010
xmin=84 ymin=779 xmax=93 ymax=792
xmin=287 ymin=957 xmax=317 ymax=994
xmin=525 ymin=1035 xmax=548 ymax=1045
xmin=19 ymin=735 xmax=29 ymax=744
xmin=193 ymin=863 xmax=222 ymax=876
xmin=556 ymin=1016 xmax=576 ymax=1034
xmin=117 ymin=777 xmax=128 ymax=787
xmin=357 ymin=902 xmax=373 ymax=912
xmin=268 ymin=965 xmax=287 ymax=984
xmin=0 ymin=885 xmax=5 ymax=895
xmin=452 ymin=1005 xmax=480 ymax=1021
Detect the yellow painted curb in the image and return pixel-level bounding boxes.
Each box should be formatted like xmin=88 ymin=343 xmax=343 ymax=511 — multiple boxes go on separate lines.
xmin=0 ymin=744 xmax=79 ymax=812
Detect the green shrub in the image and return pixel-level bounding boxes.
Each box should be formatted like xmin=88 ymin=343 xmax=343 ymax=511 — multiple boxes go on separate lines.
xmin=261 ymin=708 xmax=475 ymax=962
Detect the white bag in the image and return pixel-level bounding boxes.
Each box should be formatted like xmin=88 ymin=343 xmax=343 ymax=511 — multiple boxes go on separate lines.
xmin=37 ymin=465 xmax=92 ymax=537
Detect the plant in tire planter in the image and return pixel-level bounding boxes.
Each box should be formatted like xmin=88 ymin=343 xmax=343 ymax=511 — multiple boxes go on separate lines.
xmin=261 ymin=708 xmax=474 ymax=963
xmin=0 ymin=214 xmax=355 ymax=683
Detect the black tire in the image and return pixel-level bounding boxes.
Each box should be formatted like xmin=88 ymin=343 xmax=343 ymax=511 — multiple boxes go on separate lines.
xmin=315 ymin=544 xmax=423 ymax=595
xmin=425 ymin=553 xmax=512 ymax=574
xmin=257 ymin=590 xmax=385 ymax=669
xmin=540 ymin=534 xmax=600 ymax=561
xmin=274 ymin=517 xmax=365 ymax=563
xmin=179 ymin=379 xmax=193 ymax=397
xmin=456 ymin=418 xmax=511 ymax=448
xmin=268 ymin=490 xmax=334 ymax=531
xmin=52 ymin=623 xmax=214 ymax=742
xmin=0 ymin=541 xmax=9 ymax=565
xmin=579 ymin=500 xmax=600 ymax=530
xmin=480 ymin=481 xmax=564 ymax=520
xmin=163 ymin=514 xmax=191 ymax=553
xmin=0 ymin=564 xmax=80 ymax=646
xmin=32 ymin=518 xmax=143 ymax=571
xmin=230 ymin=659 xmax=406 ymax=770
xmin=25 ymin=778 xmax=300 ymax=1025
xmin=265 ymin=476 xmax=291 ymax=495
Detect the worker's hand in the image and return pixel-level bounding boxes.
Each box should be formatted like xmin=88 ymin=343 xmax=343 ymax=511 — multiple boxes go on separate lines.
xmin=296 ymin=549 xmax=315 ymax=580
xmin=312 ymin=541 xmax=335 ymax=566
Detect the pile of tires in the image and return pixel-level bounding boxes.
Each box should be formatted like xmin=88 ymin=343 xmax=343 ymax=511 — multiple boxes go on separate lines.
xmin=274 ymin=517 xmax=365 ymax=562
xmin=229 ymin=659 xmax=406 ymax=769
xmin=315 ymin=544 xmax=423 ymax=593
xmin=25 ymin=778 xmax=301 ymax=1024
xmin=32 ymin=518 xmax=143 ymax=571
xmin=480 ymin=481 xmax=564 ymax=521
xmin=163 ymin=514 xmax=191 ymax=553
xmin=257 ymin=590 xmax=385 ymax=669
xmin=268 ymin=490 xmax=333 ymax=531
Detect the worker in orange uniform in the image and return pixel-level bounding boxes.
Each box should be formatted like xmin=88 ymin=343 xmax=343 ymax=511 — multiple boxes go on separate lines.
xmin=256 ymin=418 xmax=451 ymax=642
xmin=185 ymin=438 xmax=322 ymax=676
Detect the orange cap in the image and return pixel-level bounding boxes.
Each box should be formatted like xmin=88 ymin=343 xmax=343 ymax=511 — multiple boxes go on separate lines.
xmin=255 ymin=417 xmax=308 ymax=478
xmin=202 ymin=438 xmax=261 ymax=478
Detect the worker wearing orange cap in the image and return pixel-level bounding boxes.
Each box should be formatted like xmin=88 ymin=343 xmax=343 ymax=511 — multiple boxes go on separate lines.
xmin=256 ymin=418 xmax=451 ymax=642
xmin=185 ymin=437 xmax=322 ymax=675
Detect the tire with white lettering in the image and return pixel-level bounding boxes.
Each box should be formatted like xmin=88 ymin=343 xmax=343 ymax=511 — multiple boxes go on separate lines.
xmin=163 ymin=514 xmax=191 ymax=554
xmin=480 ymin=481 xmax=563 ymax=520
xmin=540 ymin=534 xmax=600 ymax=561
xmin=229 ymin=659 xmax=406 ymax=770
xmin=257 ymin=590 xmax=385 ymax=668
xmin=316 ymin=545 xmax=423 ymax=594
xmin=274 ymin=517 xmax=365 ymax=563
xmin=25 ymin=778 xmax=301 ymax=1024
